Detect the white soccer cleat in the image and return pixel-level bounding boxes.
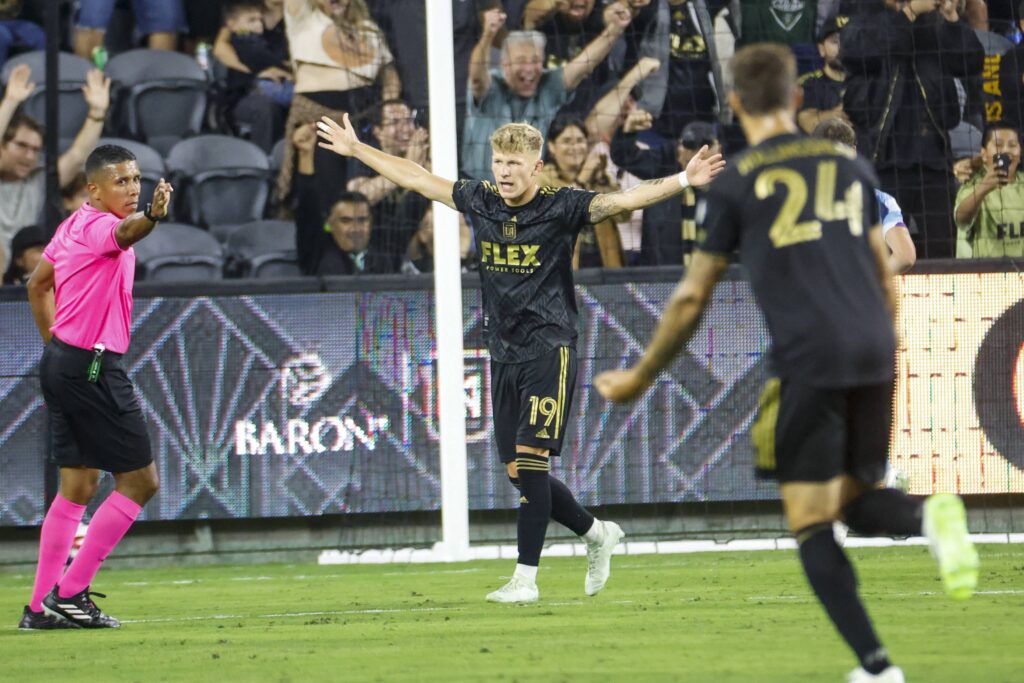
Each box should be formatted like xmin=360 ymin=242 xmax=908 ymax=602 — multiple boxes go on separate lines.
xmin=585 ymin=520 xmax=624 ymax=596
xmin=923 ymin=493 xmax=979 ymax=600
xmin=485 ymin=577 xmax=539 ymax=604
xmin=847 ymin=665 xmax=905 ymax=682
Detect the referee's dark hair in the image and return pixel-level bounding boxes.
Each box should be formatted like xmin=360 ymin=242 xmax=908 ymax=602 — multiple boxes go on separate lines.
xmin=730 ymin=43 xmax=797 ymax=116
xmin=982 ymin=122 xmax=1019 ymax=147
xmin=84 ymin=145 xmax=137 ymax=181
xmin=812 ymin=118 xmax=857 ymax=148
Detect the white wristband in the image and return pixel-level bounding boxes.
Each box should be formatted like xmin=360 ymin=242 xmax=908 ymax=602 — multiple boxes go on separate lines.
xmin=677 ymin=171 xmax=690 ymax=189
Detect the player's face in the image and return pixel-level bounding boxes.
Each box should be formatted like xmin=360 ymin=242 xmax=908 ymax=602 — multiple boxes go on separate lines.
xmin=984 ymin=128 xmax=1021 ymax=176
xmin=373 ymin=103 xmax=415 ymax=155
xmin=502 ymin=43 xmax=543 ymax=98
xmin=88 ymin=160 xmax=142 ymax=219
xmin=491 ymin=149 xmax=542 ymax=205
xmin=227 ymin=9 xmax=264 ymax=34
xmin=328 ymin=200 xmax=372 ymax=253
xmin=548 ymin=124 xmax=589 ymax=175
xmin=0 ymin=126 xmax=42 ymax=180
xmin=818 ymin=34 xmax=842 ymax=71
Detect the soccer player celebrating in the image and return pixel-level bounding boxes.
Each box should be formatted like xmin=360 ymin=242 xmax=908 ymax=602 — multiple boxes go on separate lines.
xmin=316 ymin=114 xmax=724 ymax=604
xmin=594 ymin=44 xmax=978 ymax=682
xmin=19 ymin=145 xmax=171 ymax=630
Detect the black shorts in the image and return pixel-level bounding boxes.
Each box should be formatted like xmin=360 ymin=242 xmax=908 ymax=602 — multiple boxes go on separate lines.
xmin=751 ymin=377 xmax=893 ymax=484
xmin=40 ymin=337 xmax=153 ymax=474
xmin=491 ymin=346 xmax=577 ymax=463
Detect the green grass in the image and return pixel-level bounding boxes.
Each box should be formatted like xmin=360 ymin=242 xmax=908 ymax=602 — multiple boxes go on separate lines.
xmin=2 ymin=545 xmax=1022 ymax=682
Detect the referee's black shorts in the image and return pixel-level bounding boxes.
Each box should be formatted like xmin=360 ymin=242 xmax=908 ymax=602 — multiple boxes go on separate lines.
xmin=40 ymin=337 xmax=153 ymax=474
xmin=491 ymin=346 xmax=577 ymax=463
xmin=751 ymin=377 xmax=893 ymax=484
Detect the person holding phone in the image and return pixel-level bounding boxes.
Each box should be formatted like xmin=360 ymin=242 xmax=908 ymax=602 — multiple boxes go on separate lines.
xmin=953 ymin=123 xmax=1024 ymax=258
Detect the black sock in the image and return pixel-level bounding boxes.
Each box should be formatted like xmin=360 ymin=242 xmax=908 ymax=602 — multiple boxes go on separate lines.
xmin=515 ymin=453 xmax=552 ymax=567
xmin=797 ymin=523 xmax=891 ymax=675
xmin=842 ymin=488 xmax=922 ymax=537
xmin=549 ymin=475 xmax=595 ymax=536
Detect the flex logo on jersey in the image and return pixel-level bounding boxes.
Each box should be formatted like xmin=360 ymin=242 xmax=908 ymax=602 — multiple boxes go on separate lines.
xmin=480 ymin=240 xmax=540 ymax=273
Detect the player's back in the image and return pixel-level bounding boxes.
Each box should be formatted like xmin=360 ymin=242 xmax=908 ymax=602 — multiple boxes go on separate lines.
xmin=700 ymin=133 xmax=895 ymax=388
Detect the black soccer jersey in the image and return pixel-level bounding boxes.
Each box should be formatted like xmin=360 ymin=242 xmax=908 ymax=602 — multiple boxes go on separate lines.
xmin=452 ymin=179 xmax=596 ymax=363
xmin=699 ymin=133 xmax=895 ymax=388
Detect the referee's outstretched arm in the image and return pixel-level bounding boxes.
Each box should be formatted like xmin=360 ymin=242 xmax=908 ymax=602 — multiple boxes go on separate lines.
xmin=114 ymin=179 xmax=173 ymax=249
xmin=316 ymin=114 xmax=457 ymax=211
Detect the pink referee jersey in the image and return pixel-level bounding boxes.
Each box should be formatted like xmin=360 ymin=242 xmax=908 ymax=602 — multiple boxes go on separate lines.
xmin=43 ymin=202 xmax=135 ymax=354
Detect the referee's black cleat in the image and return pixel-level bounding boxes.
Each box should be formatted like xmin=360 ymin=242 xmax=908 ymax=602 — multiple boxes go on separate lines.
xmin=42 ymin=586 xmax=121 ymax=629
xmin=18 ymin=605 xmax=80 ymax=630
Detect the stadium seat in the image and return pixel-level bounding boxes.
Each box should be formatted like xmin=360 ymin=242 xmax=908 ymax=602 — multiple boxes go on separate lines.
xmin=165 ymin=135 xmax=270 ymax=229
xmin=0 ymin=51 xmax=94 ymax=150
xmin=96 ymin=137 xmax=166 ymax=208
xmin=133 ymin=223 xmax=224 ymax=282
xmin=224 ymin=220 xmax=301 ymax=279
xmin=106 ymin=49 xmax=207 ymax=155
xmin=268 ymin=137 xmax=286 ymax=176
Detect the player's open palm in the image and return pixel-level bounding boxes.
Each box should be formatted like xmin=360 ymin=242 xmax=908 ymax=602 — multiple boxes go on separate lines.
xmin=594 ymin=368 xmax=648 ymax=403
xmin=151 ymin=178 xmax=173 ymax=219
xmin=317 ymin=113 xmax=359 ymax=157
xmin=685 ymin=145 xmax=726 ymax=188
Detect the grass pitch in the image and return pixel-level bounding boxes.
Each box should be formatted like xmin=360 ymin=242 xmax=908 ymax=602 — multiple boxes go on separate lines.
xmin=1 ymin=545 xmax=1022 ymax=682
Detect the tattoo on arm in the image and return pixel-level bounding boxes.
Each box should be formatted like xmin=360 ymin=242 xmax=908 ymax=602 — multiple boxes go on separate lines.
xmin=589 ymin=192 xmax=623 ymax=223
xmin=639 ymin=177 xmax=669 ymax=187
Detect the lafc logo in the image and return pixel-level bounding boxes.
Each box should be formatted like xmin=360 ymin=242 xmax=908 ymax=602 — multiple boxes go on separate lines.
xmin=480 ymin=240 xmax=540 ymax=267
xmin=503 ymin=215 xmax=517 ymax=239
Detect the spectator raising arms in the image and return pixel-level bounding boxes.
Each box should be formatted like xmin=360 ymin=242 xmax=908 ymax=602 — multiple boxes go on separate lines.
xmin=277 ymin=0 xmax=399 ymax=211
xmin=841 ymin=0 xmax=983 ymax=259
xmin=461 ymin=4 xmax=633 ymax=181
xmin=0 ymin=65 xmax=110 ymax=271
xmin=954 ymin=123 xmax=1024 ymax=257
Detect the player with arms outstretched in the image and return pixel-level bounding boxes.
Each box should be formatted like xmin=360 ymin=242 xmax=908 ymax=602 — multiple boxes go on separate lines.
xmin=316 ymin=113 xmax=724 ymax=603
xmin=595 ymin=44 xmax=977 ymax=682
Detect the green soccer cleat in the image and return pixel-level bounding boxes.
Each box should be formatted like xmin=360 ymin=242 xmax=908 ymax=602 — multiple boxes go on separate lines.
xmin=922 ymin=493 xmax=979 ymax=600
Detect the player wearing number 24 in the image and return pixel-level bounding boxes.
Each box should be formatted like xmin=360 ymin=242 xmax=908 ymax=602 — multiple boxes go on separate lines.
xmin=597 ymin=44 xmax=978 ymax=683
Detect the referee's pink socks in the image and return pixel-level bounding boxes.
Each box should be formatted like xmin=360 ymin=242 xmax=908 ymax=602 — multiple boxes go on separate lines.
xmin=58 ymin=491 xmax=142 ymax=599
xmin=30 ymin=495 xmax=86 ymax=612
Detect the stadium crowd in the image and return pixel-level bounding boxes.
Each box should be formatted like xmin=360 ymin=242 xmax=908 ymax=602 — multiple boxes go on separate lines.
xmin=1 ymin=0 xmax=1022 ymax=283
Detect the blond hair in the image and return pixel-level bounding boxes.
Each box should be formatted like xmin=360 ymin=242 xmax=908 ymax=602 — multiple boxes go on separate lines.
xmin=490 ymin=122 xmax=544 ymax=156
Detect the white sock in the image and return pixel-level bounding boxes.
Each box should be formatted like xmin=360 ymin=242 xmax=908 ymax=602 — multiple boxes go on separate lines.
xmin=513 ymin=563 xmax=538 ymax=582
xmin=582 ymin=519 xmax=604 ymax=544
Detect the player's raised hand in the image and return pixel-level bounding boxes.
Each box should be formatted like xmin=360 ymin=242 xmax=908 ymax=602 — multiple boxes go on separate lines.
xmin=151 ymin=178 xmax=173 ymax=219
xmin=594 ymin=367 xmax=650 ymax=403
xmin=4 ymin=64 xmax=35 ymax=105
xmin=685 ymin=145 xmax=726 ymax=188
xmin=317 ymin=113 xmax=359 ymax=157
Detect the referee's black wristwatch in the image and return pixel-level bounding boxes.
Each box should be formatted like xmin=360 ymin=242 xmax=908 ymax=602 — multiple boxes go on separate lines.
xmin=143 ymin=203 xmax=163 ymax=223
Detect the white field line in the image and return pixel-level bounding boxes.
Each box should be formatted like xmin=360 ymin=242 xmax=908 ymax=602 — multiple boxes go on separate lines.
xmin=746 ymin=589 xmax=1024 ymax=602
xmin=317 ymin=533 xmax=1024 ymax=565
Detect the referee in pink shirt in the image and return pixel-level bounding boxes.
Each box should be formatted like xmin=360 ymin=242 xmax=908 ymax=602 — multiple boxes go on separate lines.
xmin=19 ymin=145 xmax=172 ymax=630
